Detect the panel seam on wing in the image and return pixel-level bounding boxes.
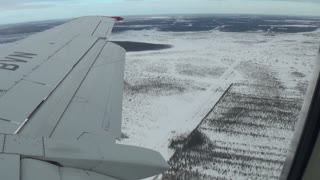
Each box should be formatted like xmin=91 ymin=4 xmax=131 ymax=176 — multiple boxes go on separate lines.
xmin=48 ymin=40 xmax=109 ymax=138
xmin=91 ymin=20 xmax=102 ymax=36
xmin=14 ymin=38 xmax=102 ymax=134
xmin=0 ymin=34 xmax=79 ymax=100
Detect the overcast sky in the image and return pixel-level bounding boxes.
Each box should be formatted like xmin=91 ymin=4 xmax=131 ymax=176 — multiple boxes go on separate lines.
xmin=0 ymin=0 xmax=319 ymax=24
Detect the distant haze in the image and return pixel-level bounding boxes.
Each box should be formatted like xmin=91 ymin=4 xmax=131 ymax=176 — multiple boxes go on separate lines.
xmin=0 ymin=0 xmax=320 ymax=24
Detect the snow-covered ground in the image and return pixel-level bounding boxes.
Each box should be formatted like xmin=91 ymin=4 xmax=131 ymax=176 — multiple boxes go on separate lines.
xmin=0 ymin=15 xmax=319 ymax=179
xmin=110 ymin=30 xmax=249 ymax=158
xmin=110 ymin=27 xmax=320 ymax=179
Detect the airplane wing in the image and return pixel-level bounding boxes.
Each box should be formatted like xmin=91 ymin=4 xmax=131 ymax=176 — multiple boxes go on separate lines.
xmin=0 ymin=16 xmax=169 ymax=180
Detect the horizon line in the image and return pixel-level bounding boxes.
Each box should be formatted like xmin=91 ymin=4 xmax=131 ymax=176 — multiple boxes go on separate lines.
xmin=1 ymin=13 xmax=320 ymax=26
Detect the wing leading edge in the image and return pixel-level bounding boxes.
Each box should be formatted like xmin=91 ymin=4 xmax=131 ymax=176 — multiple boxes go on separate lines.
xmin=0 ymin=16 xmax=169 ymax=180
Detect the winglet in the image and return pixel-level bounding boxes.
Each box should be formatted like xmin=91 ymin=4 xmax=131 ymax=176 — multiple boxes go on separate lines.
xmin=111 ymin=16 xmax=124 ymax=21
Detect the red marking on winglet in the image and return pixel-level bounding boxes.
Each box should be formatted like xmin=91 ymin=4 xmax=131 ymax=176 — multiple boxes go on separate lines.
xmin=111 ymin=16 xmax=124 ymax=21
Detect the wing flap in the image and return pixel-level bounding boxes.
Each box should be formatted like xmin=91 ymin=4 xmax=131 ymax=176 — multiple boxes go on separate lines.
xmin=0 ymin=154 xmax=20 ymax=180
xmin=20 ymin=42 xmax=125 ymax=140
xmin=50 ymin=42 xmax=125 ymax=140
xmin=19 ymin=40 xmax=108 ymax=137
xmin=0 ymin=37 xmax=98 ymax=130
xmin=21 ymin=159 xmax=60 ymax=180
xmin=21 ymin=158 xmax=118 ymax=180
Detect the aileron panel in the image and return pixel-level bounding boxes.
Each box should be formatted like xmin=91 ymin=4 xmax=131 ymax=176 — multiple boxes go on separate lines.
xmin=92 ymin=21 xmax=114 ymax=38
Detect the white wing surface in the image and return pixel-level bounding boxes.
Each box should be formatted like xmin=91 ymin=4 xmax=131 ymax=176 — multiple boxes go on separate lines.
xmin=0 ymin=16 xmax=169 ymax=180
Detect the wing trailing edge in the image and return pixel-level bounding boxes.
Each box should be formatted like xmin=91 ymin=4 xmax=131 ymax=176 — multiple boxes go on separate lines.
xmin=0 ymin=133 xmax=169 ymax=180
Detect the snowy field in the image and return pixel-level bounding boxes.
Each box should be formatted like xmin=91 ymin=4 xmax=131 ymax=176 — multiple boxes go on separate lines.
xmin=1 ymin=15 xmax=320 ymax=179
xmin=109 ymin=16 xmax=320 ymax=179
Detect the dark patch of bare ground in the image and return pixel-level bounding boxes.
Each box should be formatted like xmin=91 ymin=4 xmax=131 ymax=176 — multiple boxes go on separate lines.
xmin=124 ymin=78 xmax=206 ymax=96
xmin=176 ymin=64 xmax=227 ymax=78
xmin=163 ymin=63 xmax=304 ymax=179
xmin=237 ymin=61 xmax=284 ymax=88
xmin=291 ymin=71 xmax=306 ymax=78
xmin=296 ymin=81 xmax=309 ymax=95
xmin=166 ymin=130 xmax=219 ymax=180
